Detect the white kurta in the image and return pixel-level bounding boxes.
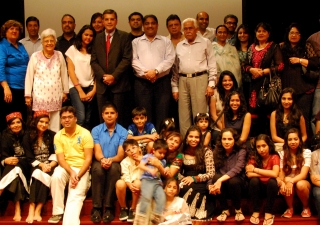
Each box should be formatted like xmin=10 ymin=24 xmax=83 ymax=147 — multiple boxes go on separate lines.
xmin=25 ymin=50 xmax=69 ymax=112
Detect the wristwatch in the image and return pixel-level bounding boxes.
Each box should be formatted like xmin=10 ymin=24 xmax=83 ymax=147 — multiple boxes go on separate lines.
xmin=155 ymin=69 xmax=159 ymax=75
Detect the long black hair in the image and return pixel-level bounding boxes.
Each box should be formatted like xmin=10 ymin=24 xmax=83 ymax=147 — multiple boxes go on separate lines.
xmin=253 ymin=134 xmax=277 ymax=168
xmin=28 ymin=115 xmax=53 ymax=147
xmin=275 ymin=87 xmax=302 ymax=127
xmin=214 ymin=128 xmax=243 ymax=170
xmin=224 ymin=91 xmax=247 ymax=121
xmin=235 ymin=24 xmax=253 ymax=51
xmin=282 ymin=128 xmax=304 ymax=176
xmin=217 ymin=70 xmax=239 ymax=102
xmin=182 ymin=125 xmax=206 ymax=172
xmin=281 ymin=23 xmax=305 ymax=59
xmin=74 ymin=25 xmax=96 ymax=54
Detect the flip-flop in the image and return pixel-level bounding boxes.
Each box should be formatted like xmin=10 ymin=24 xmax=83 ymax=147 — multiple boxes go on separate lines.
xmin=250 ymin=215 xmax=260 ymax=224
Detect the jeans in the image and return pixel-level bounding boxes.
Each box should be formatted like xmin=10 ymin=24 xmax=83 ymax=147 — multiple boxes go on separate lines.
xmin=312 ymin=88 xmax=320 ymax=134
xmin=313 ymin=186 xmax=320 ymax=219
xmin=139 ymin=179 xmax=165 ymax=215
xmin=69 ymin=86 xmax=94 ymax=129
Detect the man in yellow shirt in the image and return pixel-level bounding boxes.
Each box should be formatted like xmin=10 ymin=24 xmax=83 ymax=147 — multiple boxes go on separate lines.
xmin=48 ymin=106 xmax=93 ymax=225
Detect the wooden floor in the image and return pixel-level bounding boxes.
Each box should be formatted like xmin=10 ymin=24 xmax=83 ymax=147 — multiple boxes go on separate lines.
xmin=0 ymin=198 xmax=318 ymax=224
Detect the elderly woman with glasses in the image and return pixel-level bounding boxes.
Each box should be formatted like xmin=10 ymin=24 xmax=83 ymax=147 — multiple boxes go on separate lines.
xmin=24 ymin=28 xmax=69 ymax=132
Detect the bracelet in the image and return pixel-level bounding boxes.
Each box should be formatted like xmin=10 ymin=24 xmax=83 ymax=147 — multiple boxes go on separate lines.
xmin=3 ymin=86 xmax=9 ymax=89
xmin=262 ymin=69 xmax=264 ymax=75
xmin=74 ymin=83 xmax=80 ymax=87
xmin=253 ymin=167 xmax=255 ymax=173
xmin=299 ymin=58 xmax=302 ymax=64
xmin=191 ymin=176 xmax=197 ymax=183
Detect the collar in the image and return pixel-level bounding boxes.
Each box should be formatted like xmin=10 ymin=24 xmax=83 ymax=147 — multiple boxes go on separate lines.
xmin=181 ymin=34 xmax=202 ymax=45
xmin=2 ymin=38 xmax=22 ymax=47
xmin=105 ymin=29 xmax=116 ymax=37
xmin=58 ymin=33 xmax=76 ymax=41
xmin=102 ymin=122 xmax=117 ymax=132
xmin=140 ymin=34 xmax=162 ymax=42
xmin=25 ymin=35 xmax=41 ymax=41
xmin=61 ymin=124 xmax=80 ymax=137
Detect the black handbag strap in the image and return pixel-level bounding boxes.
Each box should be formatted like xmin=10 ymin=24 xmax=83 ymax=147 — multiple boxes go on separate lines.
xmin=211 ymin=111 xmax=224 ymax=129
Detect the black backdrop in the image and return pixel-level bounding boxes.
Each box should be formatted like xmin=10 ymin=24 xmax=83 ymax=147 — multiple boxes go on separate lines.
xmin=0 ymin=0 xmax=24 ymax=37
xmin=242 ymin=0 xmax=320 ymax=43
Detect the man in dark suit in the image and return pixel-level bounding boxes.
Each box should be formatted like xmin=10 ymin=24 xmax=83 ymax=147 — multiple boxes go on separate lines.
xmin=91 ymin=9 xmax=132 ymax=128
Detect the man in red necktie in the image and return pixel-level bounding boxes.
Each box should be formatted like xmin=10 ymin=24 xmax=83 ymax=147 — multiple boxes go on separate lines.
xmin=91 ymin=9 xmax=133 ymax=128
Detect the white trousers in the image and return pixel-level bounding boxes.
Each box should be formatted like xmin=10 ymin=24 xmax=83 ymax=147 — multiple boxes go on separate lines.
xmin=49 ymin=111 xmax=60 ymax=133
xmin=51 ymin=166 xmax=90 ymax=225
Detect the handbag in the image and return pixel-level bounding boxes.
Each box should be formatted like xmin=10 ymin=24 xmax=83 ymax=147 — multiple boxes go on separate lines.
xmin=257 ymin=71 xmax=282 ymax=109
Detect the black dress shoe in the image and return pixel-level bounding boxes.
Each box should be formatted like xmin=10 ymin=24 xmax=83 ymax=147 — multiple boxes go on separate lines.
xmin=103 ymin=209 xmax=115 ymax=223
xmin=90 ymin=208 xmax=101 ymax=223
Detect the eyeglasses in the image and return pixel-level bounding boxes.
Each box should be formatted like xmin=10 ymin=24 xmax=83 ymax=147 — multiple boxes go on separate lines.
xmin=61 ymin=115 xmax=74 ymax=120
xmin=226 ymin=22 xmax=237 ymax=26
xmin=289 ymin=32 xmax=300 ymax=36
xmin=125 ymin=146 xmax=138 ymax=153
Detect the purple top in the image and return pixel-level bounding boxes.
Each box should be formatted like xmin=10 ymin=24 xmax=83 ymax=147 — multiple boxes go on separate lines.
xmin=208 ymin=148 xmax=246 ymax=185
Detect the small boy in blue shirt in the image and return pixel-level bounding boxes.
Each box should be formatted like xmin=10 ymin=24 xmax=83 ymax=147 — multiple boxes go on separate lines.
xmin=127 ymin=107 xmax=158 ymax=154
xmin=136 ymin=139 xmax=169 ymax=225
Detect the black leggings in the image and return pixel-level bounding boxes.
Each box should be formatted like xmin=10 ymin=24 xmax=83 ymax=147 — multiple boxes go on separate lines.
xmin=211 ymin=174 xmax=243 ymax=210
xmin=248 ymin=177 xmax=278 ymax=214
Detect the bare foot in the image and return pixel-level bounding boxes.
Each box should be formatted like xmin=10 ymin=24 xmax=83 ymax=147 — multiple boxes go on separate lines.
xmin=33 ymin=215 xmax=42 ymax=222
xmin=13 ymin=214 xmax=22 ymax=221
xmin=26 ymin=214 xmax=34 ymax=224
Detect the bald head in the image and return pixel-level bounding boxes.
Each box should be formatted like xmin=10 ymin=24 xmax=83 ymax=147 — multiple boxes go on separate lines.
xmin=196 ymin=11 xmax=209 ymax=32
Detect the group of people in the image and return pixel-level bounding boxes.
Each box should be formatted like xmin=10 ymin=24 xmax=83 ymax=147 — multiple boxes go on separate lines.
xmin=1 ymin=6 xmax=320 ymax=225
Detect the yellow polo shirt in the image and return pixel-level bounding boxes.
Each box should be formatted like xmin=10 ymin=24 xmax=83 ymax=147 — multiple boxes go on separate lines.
xmin=54 ymin=125 xmax=94 ymax=168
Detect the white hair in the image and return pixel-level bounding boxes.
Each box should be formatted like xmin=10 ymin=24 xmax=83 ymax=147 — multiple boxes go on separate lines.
xmin=182 ymin=18 xmax=198 ymax=30
xmin=40 ymin=28 xmax=57 ymax=42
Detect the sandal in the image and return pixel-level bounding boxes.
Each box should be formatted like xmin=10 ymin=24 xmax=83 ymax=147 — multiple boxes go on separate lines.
xmin=263 ymin=215 xmax=274 ymax=225
xmin=217 ymin=210 xmax=230 ymax=222
xmin=235 ymin=209 xmax=245 ymax=221
xmin=249 ymin=213 xmax=260 ymax=225
xmin=282 ymin=208 xmax=293 ymax=218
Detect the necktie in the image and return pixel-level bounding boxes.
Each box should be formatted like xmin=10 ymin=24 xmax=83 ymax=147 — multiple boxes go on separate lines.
xmin=106 ymin=34 xmax=111 ymax=69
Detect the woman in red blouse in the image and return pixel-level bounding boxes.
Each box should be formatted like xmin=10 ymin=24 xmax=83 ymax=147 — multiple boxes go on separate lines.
xmin=246 ymin=134 xmax=280 ymax=225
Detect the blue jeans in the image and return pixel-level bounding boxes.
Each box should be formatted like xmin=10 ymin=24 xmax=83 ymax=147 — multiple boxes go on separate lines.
xmin=312 ymin=88 xmax=320 ymax=134
xmin=69 ymin=86 xmax=93 ymax=128
xmin=313 ymin=186 xmax=320 ymax=219
xmin=139 ymin=179 xmax=165 ymax=215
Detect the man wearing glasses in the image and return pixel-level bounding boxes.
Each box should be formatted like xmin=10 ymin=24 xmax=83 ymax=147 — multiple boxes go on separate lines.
xmin=224 ymin=14 xmax=238 ymax=46
xmin=48 ymin=106 xmax=94 ymax=224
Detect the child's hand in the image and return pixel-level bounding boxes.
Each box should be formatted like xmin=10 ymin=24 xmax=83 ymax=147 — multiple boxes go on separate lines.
xmin=164 ymin=167 xmax=170 ymax=176
xmin=150 ymin=133 xmax=159 ymax=141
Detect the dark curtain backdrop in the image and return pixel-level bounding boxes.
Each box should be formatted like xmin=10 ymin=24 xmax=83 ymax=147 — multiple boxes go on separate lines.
xmin=242 ymin=0 xmax=320 ymax=43
xmin=0 ymin=0 xmax=25 ymax=37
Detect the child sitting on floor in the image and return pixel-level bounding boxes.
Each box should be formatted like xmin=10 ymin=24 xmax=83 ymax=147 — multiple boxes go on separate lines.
xmin=116 ymin=139 xmax=143 ymax=222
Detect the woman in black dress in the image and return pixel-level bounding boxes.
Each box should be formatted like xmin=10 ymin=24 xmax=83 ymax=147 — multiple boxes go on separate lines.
xmin=24 ymin=110 xmax=57 ymax=224
xmin=0 ymin=112 xmax=29 ymax=221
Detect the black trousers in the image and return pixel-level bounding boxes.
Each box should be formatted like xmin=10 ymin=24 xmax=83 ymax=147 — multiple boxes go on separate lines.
xmin=91 ymin=160 xmax=121 ymax=209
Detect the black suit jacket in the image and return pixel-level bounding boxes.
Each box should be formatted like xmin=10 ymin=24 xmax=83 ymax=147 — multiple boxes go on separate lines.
xmin=91 ymin=29 xmax=132 ymax=94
